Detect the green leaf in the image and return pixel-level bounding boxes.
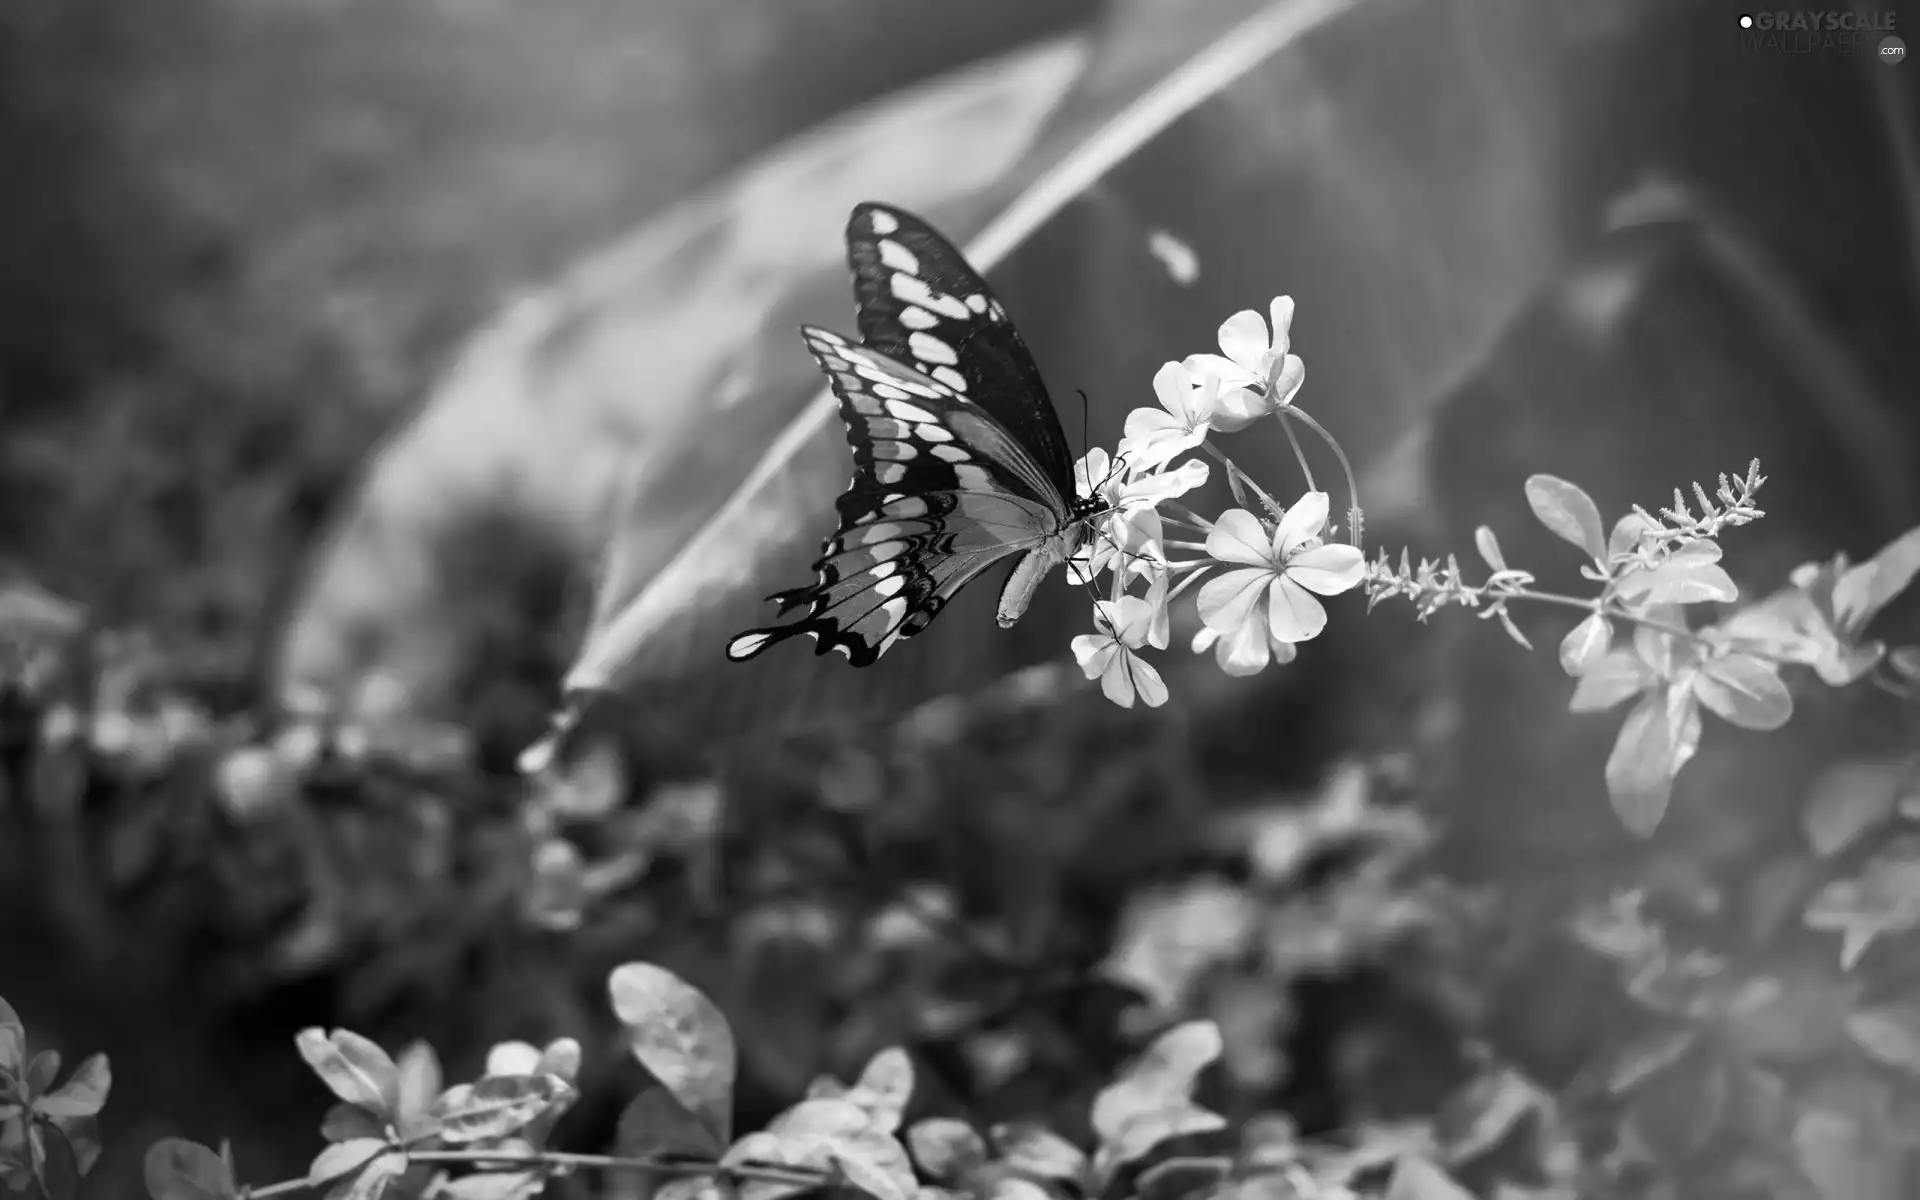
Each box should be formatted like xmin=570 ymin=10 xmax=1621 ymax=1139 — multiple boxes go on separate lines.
xmin=607 ymin=963 xmax=737 ymax=1145
xmin=23 ymin=1052 xmax=59 ymax=1099
xmin=832 ymin=1146 xmax=915 ymax=1200
xmin=0 ymin=999 xmax=22 ymax=1076
xmin=1803 ymin=760 xmax=1904 ymax=858
xmin=143 ymin=1138 xmax=238 ymax=1200
xmin=436 ymin=1173 xmax=544 ymax=1200
xmin=331 ymin=1151 xmax=408 ymax=1200
xmin=615 ymin=1085 xmax=723 ymax=1160
xmin=723 ymin=1114 xmax=916 ymax=1200
xmin=768 ymin=1098 xmax=870 ymax=1138
xmin=32 ymin=1054 xmax=109 ymax=1120
xmin=393 ymin=1042 xmax=443 ymax=1131
xmin=1805 ymin=840 xmax=1920 ymax=968
xmin=906 ymin=1119 xmax=986 ymax=1183
xmin=322 ymin=1104 xmax=386 ymax=1144
xmin=1833 ymin=524 xmax=1920 ymax=636
xmin=843 ymin=1048 xmax=914 ymax=1135
xmin=1558 ymin=612 xmax=1611 ymax=677
xmin=1384 ymin=1156 xmax=1475 ymax=1200
xmin=1693 ymin=652 xmax=1791 ymax=731
xmin=1091 ymin=1104 xmax=1227 ymax=1183
xmin=1524 ymin=475 xmax=1606 ymax=562
xmin=433 ymin=1074 xmax=574 ymax=1144
xmin=1846 ymin=1003 xmax=1920 ymax=1076
xmin=1604 ymin=686 xmax=1699 ymax=837
xmin=1567 ymin=649 xmax=1656 ymax=712
xmin=1615 ymin=561 xmax=1738 ymax=607
xmin=309 ymin=1139 xmax=387 ymax=1186
xmin=1089 ymin=1021 xmax=1222 ymax=1143
xmin=987 ymin=1122 xmax=1087 ymax=1186
xmin=1472 ymin=525 xmax=1507 ymax=572
xmin=297 ymin=1029 xmax=403 ymax=1117
xmin=1609 ymin=512 xmax=1657 ymax=559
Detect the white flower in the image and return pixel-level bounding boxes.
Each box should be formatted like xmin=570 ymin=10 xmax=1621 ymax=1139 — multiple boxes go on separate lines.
xmin=1071 ymin=599 xmax=1169 ymax=708
xmin=1191 ymin=622 xmax=1299 ymax=677
xmin=1118 ymin=362 xmax=1219 ymax=471
xmin=1195 ymin=493 xmax=1365 ymax=675
xmin=1070 ymin=448 xmax=1208 ymax=583
xmin=1183 ymin=296 xmax=1305 ymax=433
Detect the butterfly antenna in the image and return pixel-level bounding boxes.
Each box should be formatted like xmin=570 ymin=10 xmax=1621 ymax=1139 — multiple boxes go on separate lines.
xmin=1076 ymin=389 xmax=1092 ymax=459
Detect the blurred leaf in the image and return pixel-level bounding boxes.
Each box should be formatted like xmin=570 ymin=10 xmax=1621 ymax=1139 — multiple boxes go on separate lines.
xmin=297 ymin=1029 xmax=402 ymax=1117
xmin=309 ymin=1139 xmax=386 ymax=1186
xmin=1805 ymin=838 xmax=1920 ymax=968
xmin=30 ymin=1054 xmax=108 ymax=1119
xmin=1385 ymin=1156 xmax=1475 ymax=1200
xmin=608 ymin=963 xmax=737 ymax=1145
xmin=143 ymin=1139 xmax=237 ymax=1200
xmin=1525 ymin=475 xmax=1606 ymax=562
xmin=616 ymin=1086 xmax=724 ymax=1160
xmin=1092 ymin=1105 xmax=1228 ymax=1182
xmin=842 ymin=1048 xmax=914 ymax=1135
xmin=1832 ymin=525 xmax=1920 ymax=637
xmin=1615 ymin=561 xmax=1738 ymax=607
xmin=1604 ymin=1027 xmax=1697 ymax=1095
xmin=1134 ymin=1156 xmax=1231 ymax=1200
xmin=1558 ymin=612 xmax=1610 ymax=677
xmin=1692 ymin=652 xmax=1791 ymax=731
xmin=322 ymin=1104 xmax=386 ymax=1144
xmin=0 ymin=1000 xmax=22 ymax=1076
xmin=23 ymin=1053 xmax=59 ymax=1099
xmin=1604 ymin=685 xmax=1699 ymax=837
xmin=1090 ymin=1021 xmax=1222 ymax=1143
xmin=906 ymin=1119 xmax=987 ymax=1183
xmin=433 ymin=1075 xmax=574 ymax=1144
xmin=1567 ymin=649 xmax=1655 ymax=712
xmin=1846 ymin=1003 xmax=1920 ymax=1076
xmin=28 ymin=1119 xmax=80 ymax=1200
xmin=1803 ymin=760 xmax=1906 ymax=858
xmin=987 ymin=1122 xmax=1088 ymax=1186
xmin=535 ymin=1038 xmax=582 ymax=1083
xmin=436 ymin=1174 xmax=543 ymax=1200
xmin=334 ymin=1151 xmax=408 ymax=1200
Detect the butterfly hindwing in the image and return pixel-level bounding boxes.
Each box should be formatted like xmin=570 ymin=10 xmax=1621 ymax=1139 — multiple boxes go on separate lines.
xmin=842 ymin=203 xmax=1079 ymax=498
xmin=724 ymin=327 xmax=1067 ymax=666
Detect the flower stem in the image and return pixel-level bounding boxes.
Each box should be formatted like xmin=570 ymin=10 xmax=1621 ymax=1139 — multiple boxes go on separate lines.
xmin=1203 ymin=443 xmax=1285 ymax=522
xmin=1277 ymin=404 xmax=1363 ymax=551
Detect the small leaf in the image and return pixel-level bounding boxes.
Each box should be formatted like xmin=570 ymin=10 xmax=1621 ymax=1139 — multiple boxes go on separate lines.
xmin=1473 ymin=526 xmax=1507 ymax=572
xmin=1493 ymin=606 xmax=1532 ymax=651
xmin=1693 ymin=653 xmax=1791 ymax=731
xmin=1134 ymin=1156 xmax=1231 ymax=1200
xmin=1834 ymin=525 xmax=1920 ymax=635
xmin=297 ymin=1029 xmax=402 ymax=1117
xmin=769 ymin=1099 xmax=870 ymax=1139
xmin=1384 ymin=1155 xmax=1475 ymax=1200
xmin=143 ymin=1139 xmax=237 ymax=1200
xmin=1605 ymin=688 xmax=1691 ymax=837
xmin=535 ymin=1038 xmax=582 ymax=1083
xmin=434 ymin=1074 xmax=574 ymax=1144
xmin=616 ymin=1086 xmax=723 ymax=1160
xmin=1615 ymin=561 xmax=1738 ymax=607
xmin=484 ymin=1043 xmax=542 ymax=1078
xmin=1568 ymin=649 xmax=1656 ymax=712
xmin=906 ymin=1119 xmax=986 ymax=1182
xmin=987 ymin=1123 xmax=1087 ymax=1185
xmin=1559 ymin=612 xmax=1612 ymax=676
xmin=1525 ymin=475 xmax=1607 ymax=561
xmin=322 ymin=1104 xmax=386 ymax=1144
xmin=833 ymin=1147 xmax=914 ymax=1200
xmin=392 ymin=1043 xmax=442 ymax=1134
xmin=1092 ymin=1104 xmax=1227 ymax=1181
xmin=1606 ymin=1028 xmax=1698 ymax=1094
xmin=436 ymin=1173 xmax=544 ymax=1200
xmin=0 ymin=1000 xmax=23 ymax=1075
xmin=845 ymin=1048 xmax=914 ymax=1135
xmin=1846 ymin=1003 xmax=1920 ymax=1075
xmin=1090 ymin=1021 xmax=1222 ymax=1142
xmin=33 ymin=1055 xmax=109 ymax=1120
xmin=1803 ymin=761 xmax=1904 ymax=858
xmin=24 ymin=1052 xmax=59 ymax=1098
xmin=309 ymin=1139 xmax=387 ymax=1186
xmin=1609 ymin=512 xmax=1657 ymax=559
xmin=607 ymin=963 xmax=737 ymax=1145
xmin=337 ymin=1151 xmax=407 ymax=1200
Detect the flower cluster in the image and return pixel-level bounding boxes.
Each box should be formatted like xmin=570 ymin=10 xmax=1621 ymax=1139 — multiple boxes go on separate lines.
xmin=1066 ymin=297 xmax=1366 ymax=707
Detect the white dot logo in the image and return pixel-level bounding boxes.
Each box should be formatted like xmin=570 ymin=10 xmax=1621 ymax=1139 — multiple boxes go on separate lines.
xmin=1739 ymin=13 xmax=1754 ymax=27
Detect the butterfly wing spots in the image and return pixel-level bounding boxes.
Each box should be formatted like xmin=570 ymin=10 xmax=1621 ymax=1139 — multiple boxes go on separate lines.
xmin=725 ymin=620 xmax=880 ymax=666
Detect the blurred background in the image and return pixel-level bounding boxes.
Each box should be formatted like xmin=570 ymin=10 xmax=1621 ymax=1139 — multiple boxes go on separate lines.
xmin=3 ymin=0 xmax=1919 ymax=1196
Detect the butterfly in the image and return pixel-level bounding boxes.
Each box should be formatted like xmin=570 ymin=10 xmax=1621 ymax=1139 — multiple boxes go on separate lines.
xmin=725 ymin=202 xmax=1106 ymax=667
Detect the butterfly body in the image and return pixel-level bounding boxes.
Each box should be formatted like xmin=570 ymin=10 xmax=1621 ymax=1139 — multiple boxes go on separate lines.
xmin=725 ymin=202 xmax=1098 ymax=667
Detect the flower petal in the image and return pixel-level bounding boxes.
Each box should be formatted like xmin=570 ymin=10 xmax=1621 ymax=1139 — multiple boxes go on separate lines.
xmin=1074 ymin=448 xmax=1111 ymax=498
xmin=1098 ymin=654 xmax=1137 ymax=707
xmin=1123 ymin=406 xmax=1183 ymax=440
xmin=1271 ymin=354 xmax=1305 ymax=406
xmin=1274 ymin=492 xmax=1331 ymax=557
xmin=1129 ymin=652 xmax=1170 ymax=707
xmin=1121 ymin=426 xmax=1205 ymax=473
xmin=1267 ymin=576 xmax=1329 ymax=643
xmin=1208 ymin=385 xmax=1276 ymax=433
xmin=1198 ymin=567 xmax=1271 ymax=633
xmin=1123 ymin=458 xmax=1209 ymax=501
xmin=1071 ymin=634 xmax=1117 ymax=678
xmin=1205 ymin=509 xmax=1273 ymax=567
xmin=1284 ymin=544 xmax=1366 ymax=595
xmin=1216 ymin=613 xmax=1272 ymax=676
xmin=1267 ymin=296 xmax=1295 ymax=361
xmin=1151 ymin=361 xmax=1196 ymax=422
xmin=1182 ymin=353 xmax=1258 ymax=392
xmin=1191 ymin=626 xmax=1220 ymax=653
xmin=1112 ymin=596 xmax=1157 ymax=648
xmin=1217 ymin=309 xmax=1271 ymax=373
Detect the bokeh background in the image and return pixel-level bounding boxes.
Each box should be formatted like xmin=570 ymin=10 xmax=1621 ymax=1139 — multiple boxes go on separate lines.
xmin=4 ymin=0 xmax=1919 ymax=1197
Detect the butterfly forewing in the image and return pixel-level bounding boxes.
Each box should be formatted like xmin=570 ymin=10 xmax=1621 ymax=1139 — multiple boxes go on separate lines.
xmin=724 ymin=327 xmax=1067 ymax=666
xmin=843 ymin=203 xmax=1079 ymax=497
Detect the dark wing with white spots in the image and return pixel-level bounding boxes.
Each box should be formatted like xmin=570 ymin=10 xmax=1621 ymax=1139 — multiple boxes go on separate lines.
xmin=841 ymin=202 xmax=1079 ymax=501
xmin=724 ymin=327 xmax=1066 ymax=667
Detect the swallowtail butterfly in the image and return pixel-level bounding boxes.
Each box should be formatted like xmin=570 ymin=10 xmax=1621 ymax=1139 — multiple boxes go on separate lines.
xmin=725 ymin=202 xmax=1104 ymax=667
